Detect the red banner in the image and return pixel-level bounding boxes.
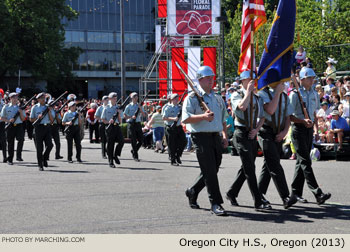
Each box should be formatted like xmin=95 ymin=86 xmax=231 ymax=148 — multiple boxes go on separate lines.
xmin=168 ymin=0 xmax=220 ymax=36
xmin=158 ymin=0 xmax=167 ymax=18
xmin=158 ymin=61 xmax=168 ymax=99
xmin=203 ymin=47 xmax=217 ymax=86
xmin=171 ymin=47 xmax=187 ymax=96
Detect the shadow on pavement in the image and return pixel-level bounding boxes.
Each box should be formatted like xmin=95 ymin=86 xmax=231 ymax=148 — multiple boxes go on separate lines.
xmin=117 ymin=167 xmax=163 ymax=171
xmin=142 ymin=160 xmax=171 ymax=164
xmin=199 ymin=203 xmax=350 ymax=223
xmin=45 ymin=170 xmax=90 ymax=173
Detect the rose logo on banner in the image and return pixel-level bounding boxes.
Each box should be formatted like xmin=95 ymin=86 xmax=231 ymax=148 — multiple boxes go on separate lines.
xmin=168 ymin=0 xmax=219 ymax=36
xmin=176 ymin=11 xmax=211 ymax=35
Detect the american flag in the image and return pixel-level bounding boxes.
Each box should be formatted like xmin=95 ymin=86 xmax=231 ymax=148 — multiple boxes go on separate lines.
xmin=238 ymin=0 xmax=267 ymax=74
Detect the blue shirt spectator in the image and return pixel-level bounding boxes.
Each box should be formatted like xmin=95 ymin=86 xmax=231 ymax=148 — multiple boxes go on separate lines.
xmin=331 ymin=116 xmax=350 ymax=131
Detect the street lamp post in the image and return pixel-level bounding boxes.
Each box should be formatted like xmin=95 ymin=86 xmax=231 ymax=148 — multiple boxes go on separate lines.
xmin=120 ymin=0 xmax=126 ymax=101
xmin=215 ymin=15 xmax=227 ymax=89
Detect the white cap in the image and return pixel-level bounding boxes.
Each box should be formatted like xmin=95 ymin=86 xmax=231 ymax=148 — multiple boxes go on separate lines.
xmin=130 ymin=92 xmax=138 ymax=98
xmin=68 ymin=101 xmax=76 ymax=108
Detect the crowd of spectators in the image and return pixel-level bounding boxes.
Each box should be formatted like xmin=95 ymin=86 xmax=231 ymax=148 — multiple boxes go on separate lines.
xmin=2 ymin=49 xmax=350 ymax=157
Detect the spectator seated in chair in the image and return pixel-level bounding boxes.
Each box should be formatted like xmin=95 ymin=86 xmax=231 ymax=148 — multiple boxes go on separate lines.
xmin=326 ymin=110 xmax=350 ymax=152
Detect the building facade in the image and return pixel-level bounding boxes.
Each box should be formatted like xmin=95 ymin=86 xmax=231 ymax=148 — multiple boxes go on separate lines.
xmin=63 ymin=0 xmax=156 ymax=98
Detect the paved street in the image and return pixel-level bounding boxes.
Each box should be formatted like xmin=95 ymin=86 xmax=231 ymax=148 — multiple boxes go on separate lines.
xmin=0 ymin=133 xmax=349 ymax=234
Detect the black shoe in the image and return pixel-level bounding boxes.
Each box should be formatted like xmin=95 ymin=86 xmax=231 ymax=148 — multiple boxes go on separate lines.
xmin=185 ymin=188 xmax=200 ymax=209
xmin=16 ymin=158 xmax=23 ymax=161
xmin=255 ymin=203 xmax=272 ymax=211
xmin=316 ymin=193 xmax=331 ymax=205
xmin=109 ymin=163 xmax=116 ymax=168
xmin=295 ymin=195 xmax=308 ymax=203
xmin=226 ymin=193 xmax=239 ymax=206
xmin=326 ymin=145 xmax=333 ymax=151
xmin=261 ymin=194 xmax=270 ymax=205
xmin=55 ymin=156 xmax=63 ymax=160
xmin=176 ymin=156 xmax=182 ymax=164
xmin=7 ymin=161 xmax=13 ymax=165
xmin=337 ymin=148 xmax=345 ymax=153
xmin=39 ymin=165 xmax=44 ymax=171
xmin=131 ymin=150 xmax=139 ymax=161
xmin=114 ymin=156 xmax=120 ymax=165
xmin=43 ymin=160 xmax=48 ymax=167
xmin=102 ymin=155 xmax=107 ymax=159
xmin=283 ymin=195 xmax=297 ymax=209
xmin=77 ymin=159 xmax=83 ymax=163
xmin=68 ymin=159 xmax=73 ymax=163
xmin=211 ymin=204 xmax=227 ymax=216
xmin=161 ymin=149 xmax=165 ymax=153
xmin=171 ymin=160 xmax=179 ymax=166
xmin=3 ymin=157 xmax=8 ymax=163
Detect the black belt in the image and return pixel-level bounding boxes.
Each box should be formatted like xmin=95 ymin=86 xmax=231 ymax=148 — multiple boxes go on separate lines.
xmin=11 ymin=123 xmax=23 ymax=127
xmin=192 ymin=132 xmax=219 ymax=136
xmin=262 ymin=125 xmax=274 ymax=131
xmin=38 ymin=124 xmax=50 ymax=127
xmin=235 ymin=126 xmax=249 ymax=131
xmin=292 ymin=122 xmax=307 ymax=127
xmin=166 ymin=124 xmax=180 ymax=128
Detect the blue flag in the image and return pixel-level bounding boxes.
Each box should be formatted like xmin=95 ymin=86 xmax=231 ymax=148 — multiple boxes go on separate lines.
xmin=257 ymin=0 xmax=296 ymax=90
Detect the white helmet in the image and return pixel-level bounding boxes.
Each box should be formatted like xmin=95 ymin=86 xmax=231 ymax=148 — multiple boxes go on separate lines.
xmin=196 ymin=66 xmax=215 ymax=80
xmin=300 ymin=67 xmax=316 ymax=80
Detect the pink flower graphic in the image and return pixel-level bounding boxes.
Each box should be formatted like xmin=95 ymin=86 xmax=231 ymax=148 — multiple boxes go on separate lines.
xmin=176 ymin=11 xmax=212 ymax=35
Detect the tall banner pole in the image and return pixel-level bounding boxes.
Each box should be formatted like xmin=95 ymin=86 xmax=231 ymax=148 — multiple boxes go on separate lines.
xmin=250 ymin=15 xmax=254 ymax=131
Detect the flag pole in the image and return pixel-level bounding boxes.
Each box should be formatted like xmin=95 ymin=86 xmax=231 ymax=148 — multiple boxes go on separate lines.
xmin=250 ymin=15 xmax=254 ymax=131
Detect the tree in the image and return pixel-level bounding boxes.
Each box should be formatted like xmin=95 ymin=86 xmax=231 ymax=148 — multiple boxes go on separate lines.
xmin=221 ymin=0 xmax=278 ymax=80
xmin=296 ymin=0 xmax=350 ymax=72
xmin=0 ymin=0 xmax=81 ymax=94
xmin=222 ymin=0 xmax=350 ymax=78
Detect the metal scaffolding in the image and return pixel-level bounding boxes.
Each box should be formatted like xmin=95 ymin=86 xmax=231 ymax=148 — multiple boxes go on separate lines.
xmin=137 ymin=0 xmax=224 ymax=100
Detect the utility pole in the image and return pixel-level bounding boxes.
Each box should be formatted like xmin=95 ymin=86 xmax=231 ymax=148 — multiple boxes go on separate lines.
xmin=120 ymin=0 xmax=126 ymax=100
xmin=215 ymin=15 xmax=227 ymax=89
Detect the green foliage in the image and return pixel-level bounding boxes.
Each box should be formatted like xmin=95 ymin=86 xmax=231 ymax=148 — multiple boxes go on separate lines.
xmin=0 ymin=0 xmax=81 ymax=90
xmin=296 ymin=0 xmax=350 ymax=72
xmin=221 ymin=0 xmax=350 ymax=79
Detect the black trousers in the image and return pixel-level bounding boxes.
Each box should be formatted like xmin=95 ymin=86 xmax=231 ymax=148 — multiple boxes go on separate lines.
xmin=6 ymin=123 xmax=24 ymax=162
xmin=127 ymin=122 xmax=143 ymax=155
xmin=66 ymin=125 xmax=81 ymax=160
xmin=165 ymin=125 xmax=187 ymax=160
xmin=257 ymin=126 xmax=290 ymax=199
xmin=0 ymin=122 xmax=7 ymax=161
xmin=291 ymin=124 xmax=323 ymax=197
xmin=106 ymin=124 xmax=124 ymax=164
xmin=227 ymin=127 xmax=263 ymax=207
xmin=34 ymin=125 xmax=53 ymax=166
xmin=51 ymin=124 xmax=61 ymax=158
xmin=190 ymin=132 xmax=223 ymax=205
xmin=26 ymin=120 xmax=34 ymax=139
xmin=89 ymin=123 xmax=99 ymax=141
xmin=99 ymin=123 xmax=107 ymax=157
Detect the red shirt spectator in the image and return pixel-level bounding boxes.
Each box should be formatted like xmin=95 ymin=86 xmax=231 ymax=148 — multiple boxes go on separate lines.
xmin=86 ymin=108 xmax=96 ymax=123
